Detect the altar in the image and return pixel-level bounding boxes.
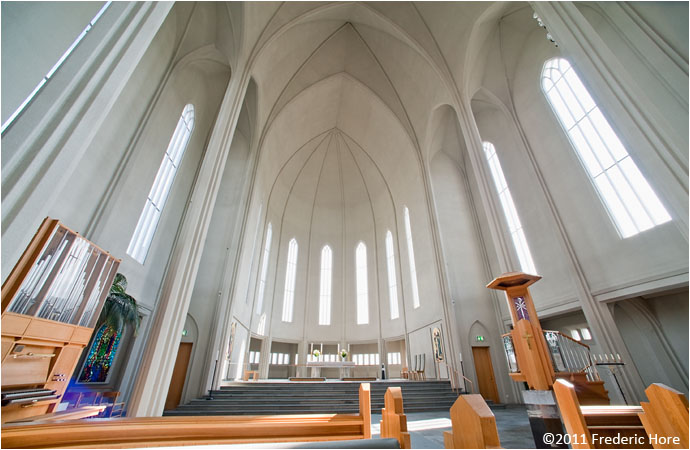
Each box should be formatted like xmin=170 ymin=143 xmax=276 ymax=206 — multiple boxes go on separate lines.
xmin=306 ymin=361 xmax=356 ymax=379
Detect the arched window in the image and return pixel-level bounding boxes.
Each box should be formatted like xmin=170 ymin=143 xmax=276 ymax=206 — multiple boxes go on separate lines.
xmin=482 ymin=142 xmax=537 ymax=274
xmin=282 ymin=238 xmax=298 ymax=323
xmin=127 ymin=104 xmax=195 ymax=263
xmin=403 ymin=207 xmax=420 ymax=309
xmin=319 ymin=245 xmax=332 ymax=326
xmin=256 ymin=223 xmax=272 ymax=314
xmin=355 ymin=242 xmax=369 ymax=325
xmin=78 ymin=324 xmax=121 ymax=383
xmin=385 ymin=230 xmax=400 ymax=320
xmin=541 ymin=58 xmax=671 ymax=237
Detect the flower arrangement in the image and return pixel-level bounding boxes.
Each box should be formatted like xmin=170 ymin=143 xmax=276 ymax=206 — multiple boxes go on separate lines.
xmin=340 ymin=349 xmax=348 ymax=360
xmin=312 ymin=349 xmax=321 ymax=359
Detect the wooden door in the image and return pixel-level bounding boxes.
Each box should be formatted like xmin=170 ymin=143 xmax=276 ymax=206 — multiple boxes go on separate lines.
xmin=164 ymin=342 xmax=192 ymax=411
xmin=472 ymin=346 xmax=499 ymax=404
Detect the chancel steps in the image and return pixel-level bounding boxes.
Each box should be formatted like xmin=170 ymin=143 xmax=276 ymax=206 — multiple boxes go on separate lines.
xmin=164 ymin=380 xmax=461 ymax=416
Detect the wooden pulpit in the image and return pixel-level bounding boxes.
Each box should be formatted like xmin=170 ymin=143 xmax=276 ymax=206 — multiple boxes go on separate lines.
xmin=487 ymin=272 xmax=554 ymax=390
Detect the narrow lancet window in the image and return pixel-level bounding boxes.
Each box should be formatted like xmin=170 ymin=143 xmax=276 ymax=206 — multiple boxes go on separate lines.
xmin=319 ymin=245 xmax=332 ymax=326
xmin=541 ymin=57 xmax=671 ymax=237
xmin=256 ymin=223 xmax=272 ymax=314
xmin=282 ymin=238 xmax=298 ymax=322
xmin=355 ymin=242 xmax=369 ymax=325
xmin=403 ymin=207 xmax=420 ymax=309
xmin=385 ymin=230 xmax=400 ymax=320
xmin=127 ymin=104 xmax=194 ymax=263
xmin=482 ymin=142 xmax=537 ymax=274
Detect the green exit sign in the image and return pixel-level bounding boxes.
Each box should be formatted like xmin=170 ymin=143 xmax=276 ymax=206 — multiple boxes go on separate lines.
xmin=182 ymin=329 xmax=188 ymax=336
xmin=475 ymin=335 xmax=484 ymax=342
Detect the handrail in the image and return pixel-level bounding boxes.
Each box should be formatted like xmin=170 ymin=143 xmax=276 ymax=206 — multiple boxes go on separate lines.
xmin=460 ymin=374 xmax=475 ymax=395
xmin=543 ymin=329 xmax=591 ymax=350
xmin=440 ymin=362 xmax=474 ymax=394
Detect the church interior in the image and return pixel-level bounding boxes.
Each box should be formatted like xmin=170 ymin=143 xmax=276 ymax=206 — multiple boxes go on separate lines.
xmin=1 ymin=1 xmax=688 ymax=448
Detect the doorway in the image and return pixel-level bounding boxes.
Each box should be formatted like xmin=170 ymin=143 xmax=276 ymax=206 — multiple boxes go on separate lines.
xmin=164 ymin=342 xmax=193 ymax=410
xmin=471 ymin=346 xmax=499 ymax=403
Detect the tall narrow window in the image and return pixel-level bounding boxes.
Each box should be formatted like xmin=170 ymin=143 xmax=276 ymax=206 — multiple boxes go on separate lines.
xmin=482 ymin=142 xmax=537 ymax=274
xmin=256 ymin=223 xmax=272 ymax=314
xmin=541 ymin=58 xmax=671 ymax=237
xmin=282 ymin=238 xmax=298 ymax=322
xmin=319 ymin=245 xmax=332 ymax=325
xmin=127 ymin=104 xmax=195 ymax=263
xmin=403 ymin=207 xmax=420 ymax=309
xmin=385 ymin=230 xmax=400 ymax=320
xmin=246 ymin=204 xmax=263 ymax=304
xmin=355 ymin=242 xmax=369 ymax=325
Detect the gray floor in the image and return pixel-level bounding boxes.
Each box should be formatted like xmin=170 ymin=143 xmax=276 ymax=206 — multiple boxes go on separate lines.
xmin=188 ymin=405 xmax=536 ymax=449
xmin=371 ymin=405 xmax=535 ymax=449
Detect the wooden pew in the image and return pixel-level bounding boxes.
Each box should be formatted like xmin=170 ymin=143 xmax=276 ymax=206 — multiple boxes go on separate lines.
xmin=380 ymin=387 xmax=410 ymax=449
xmin=638 ymin=383 xmax=689 ymax=449
xmin=553 ymin=379 xmax=647 ymax=449
xmin=2 ymin=384 xmax=372 ymax=448
xmin=444 ymin=394 xmax=501 ymax=449
xmin=6 ymin=405 xmax=106 ymax=424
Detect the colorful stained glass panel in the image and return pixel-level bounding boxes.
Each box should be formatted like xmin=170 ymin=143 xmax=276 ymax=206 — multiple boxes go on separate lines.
xmin=78 ymin=324 xmax=121 ymax=383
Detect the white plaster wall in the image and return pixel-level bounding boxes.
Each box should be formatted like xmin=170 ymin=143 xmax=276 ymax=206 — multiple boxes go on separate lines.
xmin=1 ymin=1 xmax=105 ymax=121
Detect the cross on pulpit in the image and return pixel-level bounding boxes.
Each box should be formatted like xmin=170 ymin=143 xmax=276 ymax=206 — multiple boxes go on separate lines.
xmin=523 ymin=332 xmax=533 ymax=350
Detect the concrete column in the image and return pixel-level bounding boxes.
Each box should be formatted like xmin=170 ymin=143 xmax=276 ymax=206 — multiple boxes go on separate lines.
xmin=127 ymin=68 xmax=251 ymax=417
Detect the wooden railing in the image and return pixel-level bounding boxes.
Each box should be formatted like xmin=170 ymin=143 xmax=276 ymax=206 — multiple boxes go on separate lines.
xmin=1 ymin=384 xmax=372 ymax=448
xmin=441 ymin=362 xmax=474 ymax=394
xmin=543 ymin=330 xmax=600 ymax=382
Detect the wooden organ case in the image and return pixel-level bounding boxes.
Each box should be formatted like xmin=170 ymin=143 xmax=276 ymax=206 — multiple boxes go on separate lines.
xmin=1 ymin=218 xmax=120 ymax=423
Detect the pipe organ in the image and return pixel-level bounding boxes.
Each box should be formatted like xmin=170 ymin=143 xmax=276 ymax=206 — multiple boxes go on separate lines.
xmin=1 ymin=218 xmax=120 ymax=423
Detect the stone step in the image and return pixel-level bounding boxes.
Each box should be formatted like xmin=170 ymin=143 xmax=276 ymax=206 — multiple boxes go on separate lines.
xmin=165 ymin=380 xmax=461 ymax=416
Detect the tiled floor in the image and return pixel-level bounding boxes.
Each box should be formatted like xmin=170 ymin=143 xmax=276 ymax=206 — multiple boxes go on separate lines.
xmin=371 ymin=405 xmax=535 ymax=449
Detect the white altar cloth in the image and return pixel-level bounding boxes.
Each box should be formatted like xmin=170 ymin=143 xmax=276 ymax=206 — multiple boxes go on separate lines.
xmin=306 ymin=361 xmax=356 ymax=378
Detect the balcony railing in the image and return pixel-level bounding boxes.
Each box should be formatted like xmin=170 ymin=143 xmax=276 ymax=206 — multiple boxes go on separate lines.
xmin=501 ymin=330 xmax=600 ymax=382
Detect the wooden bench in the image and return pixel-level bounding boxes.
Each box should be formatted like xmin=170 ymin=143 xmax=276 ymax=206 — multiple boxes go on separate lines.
xmin=380 ymin=387 xmax=410 ymax=449
xmin=243 ymin=370 xmax=259 ymax=381
xmin=1 ymin=384 xmax=372 ymax=448
xmin=554 ymin=378 xmax=647 ymax=449
xmin=444 ymin=394 xmax=501 ymax=449
xmin=638 ymin=383 xmax=688 ymax=449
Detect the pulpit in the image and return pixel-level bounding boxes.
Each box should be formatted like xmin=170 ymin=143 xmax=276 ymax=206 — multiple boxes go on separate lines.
xmin=487 ymin=272 xmax=553 ymax=390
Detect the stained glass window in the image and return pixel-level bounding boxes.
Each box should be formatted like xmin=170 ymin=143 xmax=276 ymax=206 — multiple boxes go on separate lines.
xmin=78 ymin=324 xmax=121 ymax=383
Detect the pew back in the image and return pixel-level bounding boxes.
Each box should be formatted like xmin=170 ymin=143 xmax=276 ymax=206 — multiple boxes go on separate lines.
xmin=2 ymin=383 xmax=372 ymax=448
xmin=638 ymin=383 xmax=689 ymax=449
xmin=444 ymin=394 xmax=500 ymax=449
xmin=553 ymin=379 xmax=647 ymax=449
xmin=380 ymin=387 xmax=410 ymax=449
